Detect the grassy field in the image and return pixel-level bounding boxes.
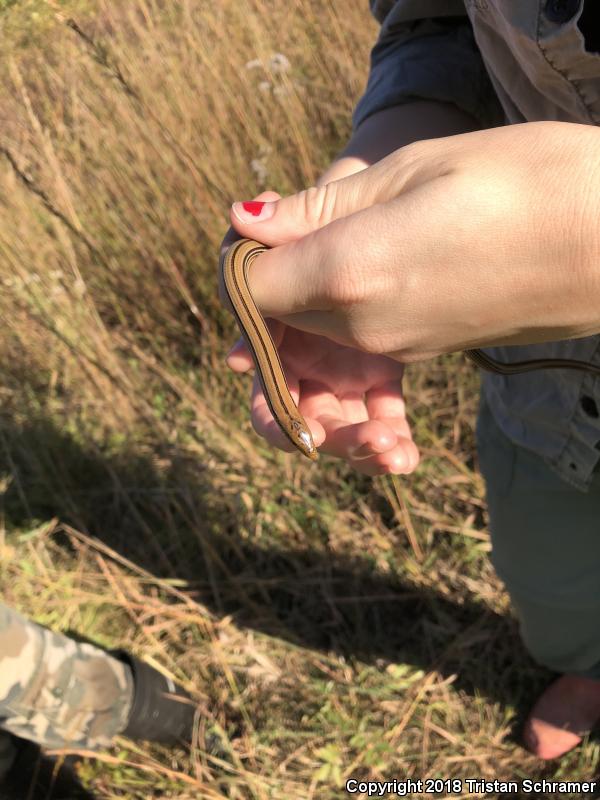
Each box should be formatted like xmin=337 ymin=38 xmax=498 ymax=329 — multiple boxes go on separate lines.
xmin=0 ymin=1 xmax=599 ymax=798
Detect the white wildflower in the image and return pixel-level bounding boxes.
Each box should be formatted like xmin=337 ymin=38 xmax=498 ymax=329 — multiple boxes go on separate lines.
xmin=273 ymin=85 xmax=293 ymax=98
xmin=269 ymin=53 xmax=291 ymax=74
xmin=244 ymin=58 xmax=263 ymax=71
xmin=251 ymin=158 xmax=268 ymax=186
xmin=258 ymin=80 xmax=272 ymax=94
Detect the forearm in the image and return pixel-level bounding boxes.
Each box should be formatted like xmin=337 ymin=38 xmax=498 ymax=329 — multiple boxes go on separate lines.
xmin=317 ymin=100 xmax=482 ymax=187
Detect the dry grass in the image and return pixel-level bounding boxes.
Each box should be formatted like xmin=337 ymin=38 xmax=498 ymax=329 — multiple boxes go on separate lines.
xmin=0 ymin=1 xmax=599 ymax=798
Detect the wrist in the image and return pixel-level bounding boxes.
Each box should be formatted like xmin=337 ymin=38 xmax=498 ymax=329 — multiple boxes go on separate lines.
xmin=317 ymin=100 xmax=482 ymax=188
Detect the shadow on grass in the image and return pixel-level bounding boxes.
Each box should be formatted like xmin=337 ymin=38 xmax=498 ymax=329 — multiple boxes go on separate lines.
xmin=0 ymin=409 xmax=552 ymax=742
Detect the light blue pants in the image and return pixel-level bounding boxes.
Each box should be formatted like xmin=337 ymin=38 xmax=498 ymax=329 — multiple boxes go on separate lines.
xmin=476 ymin=393 xmax=600 ymax=679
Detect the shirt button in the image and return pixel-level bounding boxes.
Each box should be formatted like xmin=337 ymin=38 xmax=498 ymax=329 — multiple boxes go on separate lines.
xmin=581 ymin=395 xmax=599 ymax=418
xmin=544 ymin=0 xmax=581 ymax=23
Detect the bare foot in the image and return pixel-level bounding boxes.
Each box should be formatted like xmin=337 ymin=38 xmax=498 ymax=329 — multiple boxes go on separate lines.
xmin=523 ymin=674 xmax=600 ymax=759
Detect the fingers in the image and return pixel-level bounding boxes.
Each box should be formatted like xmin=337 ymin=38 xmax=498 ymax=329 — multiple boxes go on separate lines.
xmin=219 ymin=189 xmax=282 ymax=254
xmin=218 ymin=215 xmax=350 ymax=329
xmin=315 ymin=379 xmax=419 ymax=475
xmin=227 ymin=151 xmax=406 ymax=247
xmin=296 ymin=408 xmax=417 ymax=474
xmin=225 ymin=337 xmax=253 ymax=372
xmin=220 ymin=190 xmax=283 ymax=371
xmin=218 ymin=189 xmax=282 ymax=311
xmin=220 ymin=197 xmax=403 ymax=325
xmin=320 ymin=415 xmax=419 ymax=475
xmin=248 ymin=372 xmax=420 ymax=474
xmin=249 ymin=371 xmax=326 ymax=455
xmin=225 ymin=319 xmax=286 ymax=373
xmin=227 ymin=139 xmax=451 ymax=248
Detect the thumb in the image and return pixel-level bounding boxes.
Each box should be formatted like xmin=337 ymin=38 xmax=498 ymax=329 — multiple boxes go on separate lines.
xmin=219 ymin=189 xmax=284 ymax=372
xmin=229 ymin=149 xmax=410 ymax=246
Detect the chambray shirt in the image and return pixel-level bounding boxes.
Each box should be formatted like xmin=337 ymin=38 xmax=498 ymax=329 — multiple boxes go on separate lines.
xmin=352 ymin=0 xmax=600 ymax=492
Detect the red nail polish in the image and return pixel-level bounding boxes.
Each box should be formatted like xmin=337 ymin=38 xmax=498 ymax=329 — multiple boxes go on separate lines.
xmin=232 ymin=200 xmax=275 ymax=223
xmin=242 ymin=201 xmax=265 ymax=217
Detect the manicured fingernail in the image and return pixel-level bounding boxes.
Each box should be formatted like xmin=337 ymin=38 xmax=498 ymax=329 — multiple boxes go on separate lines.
xmin=232 ymin=200 xmax=276 ymax=224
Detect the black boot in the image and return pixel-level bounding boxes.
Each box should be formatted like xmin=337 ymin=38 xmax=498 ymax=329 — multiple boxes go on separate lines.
xmin=0 ymin=736 xmax=95 ymax=800
xmin=111 ymin=650 xmax=197 ymax=745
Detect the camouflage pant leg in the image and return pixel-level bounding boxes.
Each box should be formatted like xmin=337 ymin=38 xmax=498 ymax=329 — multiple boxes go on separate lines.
xmin=0 ymin=603 xmax=134 ymax=750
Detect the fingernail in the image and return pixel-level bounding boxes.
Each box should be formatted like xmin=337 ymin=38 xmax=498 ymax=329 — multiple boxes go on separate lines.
xmin=389 ymin=454 xmax=407 ymax=473
xmin=232 ymin=200 xmax=276 ymax=224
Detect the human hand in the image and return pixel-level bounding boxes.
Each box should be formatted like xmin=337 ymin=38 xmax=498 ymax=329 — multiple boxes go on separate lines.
xmin=218 ymin=102 xmax=482 ymax=470
xmin=226 ymin=122 xmax=600 ymax=363
xmin=219 ymin=191 xmax=420 ymax=476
